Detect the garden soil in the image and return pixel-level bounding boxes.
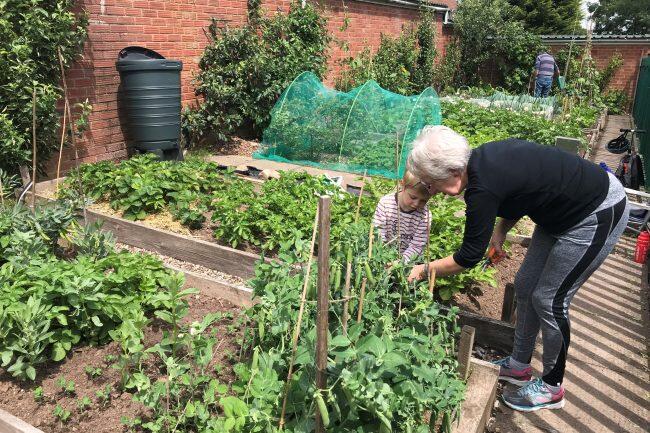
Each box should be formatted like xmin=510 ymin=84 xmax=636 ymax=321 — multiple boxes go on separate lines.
xmin=453 ymin=244 xmax=526 ymax=321
xmin=0 ymin=294 xmax=243 ymax=433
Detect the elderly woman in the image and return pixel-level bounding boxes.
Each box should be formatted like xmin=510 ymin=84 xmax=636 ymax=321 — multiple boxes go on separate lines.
xmin=407 ymin=125 xmax=629 ymax=412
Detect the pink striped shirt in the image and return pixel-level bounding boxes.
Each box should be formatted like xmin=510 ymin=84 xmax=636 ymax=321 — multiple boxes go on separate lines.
xmin=372 ymin=193 xmax=431 ymax=262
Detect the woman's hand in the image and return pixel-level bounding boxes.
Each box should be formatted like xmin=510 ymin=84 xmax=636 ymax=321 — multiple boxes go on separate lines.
xmin=489 ymin=229 xmax=506 ymax=257
xmin=408 ymin=264 xmax=427 ymax=283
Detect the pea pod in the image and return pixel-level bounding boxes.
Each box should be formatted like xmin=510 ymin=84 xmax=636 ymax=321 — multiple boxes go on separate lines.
xmin=333 ymin=265 xmax=342 ymax=292
xmin=258 ymin=317 xmax=265 ymax=341
xmin=314 ymin=390 xmax=330 ymax=427
xmin=354 ymin=263 xmax=363 ymax=289
xmin=251 ymin=347 xmax=259 ymax=371
xmin=364 ymin=261 xmax=376 ymax=286
xmin=377 ymin=412 xmax=391 ymax=433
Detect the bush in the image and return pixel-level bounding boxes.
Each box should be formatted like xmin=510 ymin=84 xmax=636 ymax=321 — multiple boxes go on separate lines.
xmin=335 ymin=7 xmax=437 ymax=94
xmin=186 ymin=0 xmax=330 ymax=145
xmin=602 ymin=90 xmax=630 ymax=115
xmin=452 ymin=0 xmax=544 ymax=92
xmin=0 ymin=1 xmax=87 ymax=175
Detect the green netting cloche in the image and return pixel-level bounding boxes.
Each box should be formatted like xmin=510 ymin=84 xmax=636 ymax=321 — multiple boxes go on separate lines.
xmin=254 ymin=72 xmax=442 ymax=179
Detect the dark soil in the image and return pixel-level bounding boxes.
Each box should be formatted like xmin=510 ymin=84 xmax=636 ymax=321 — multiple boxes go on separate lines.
xmin=0 ymin=293 xmax=243 ymax=433
xmin=452 ymin=243 xmax=527 ymax=321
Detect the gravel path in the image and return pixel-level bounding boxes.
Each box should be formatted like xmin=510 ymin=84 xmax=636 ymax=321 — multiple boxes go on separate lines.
xmin=116 ymin=242 xmax=247 ymax=286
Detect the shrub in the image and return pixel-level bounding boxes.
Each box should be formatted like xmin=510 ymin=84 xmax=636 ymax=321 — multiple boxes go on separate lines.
xmin=0 ymin=0 xmax=88 ymax=175
xmin=335 ymin=7 xmax=437 ymax=94
xmin=186 ymin=0 xmax=330 ymax=145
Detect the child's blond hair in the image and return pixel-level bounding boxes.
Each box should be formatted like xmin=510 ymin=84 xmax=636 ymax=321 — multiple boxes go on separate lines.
xmin=401 ymin=171 xmax=432 ymax=198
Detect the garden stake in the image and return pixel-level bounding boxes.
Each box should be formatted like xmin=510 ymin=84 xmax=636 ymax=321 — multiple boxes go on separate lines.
xmin=428 ymin=267 xmax=436 ymax=294
xmin=55 ymin=99 xmax=68 ymax=192
xmin=395 ymin=132 xmax=401 ymax=246
xmin=279 ymin=207 xmax=320 ymax=429
xmin=342 ymin=259 xmax=352 ymax=334
xmin=0 ymin=178 xmax=4 ymax=208
xmin=58 ymin=47 xmax=87 ymax=223
xmin=356 ymin=224 xmax=373 ymax=322
xmin=356 ymin=278 xmax=367 ymax=323
xmin=31 ymin=85 xmax=37 ymax=212
xmin=354 ymin=169 xmax=367 ymax=223
xmin=315 ymin=196 xmax=331 ymax=433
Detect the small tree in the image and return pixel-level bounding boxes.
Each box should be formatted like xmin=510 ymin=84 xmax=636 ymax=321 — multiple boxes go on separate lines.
xmin=588 ymin=0 xmax=650 ymax=35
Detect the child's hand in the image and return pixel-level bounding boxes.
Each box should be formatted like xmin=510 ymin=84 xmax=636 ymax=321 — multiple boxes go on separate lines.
xmin=385 ymin=260 xmax=400 ymax=270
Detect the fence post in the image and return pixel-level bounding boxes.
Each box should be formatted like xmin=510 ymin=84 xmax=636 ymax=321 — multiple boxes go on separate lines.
xmin=315 ymin=195 xmax=331 ymax=433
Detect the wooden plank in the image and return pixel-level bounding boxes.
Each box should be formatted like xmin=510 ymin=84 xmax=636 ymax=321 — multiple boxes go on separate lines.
xmin=441 ymin=306 xmax=515 ymax=353
xmin=452 ymin=359 xmax=499 ymax=433
xmin=85 ymin=210 xmax=264 ymax=280
xmin=170 ymin=265 xmax=254 ymax=308
xmin=500 ymin=283 xmax=516 ymax=323
xmin=0 ymin=409 xmax=45 ymax=433
xmin=457 ymin=325 xmax=476 ymax=380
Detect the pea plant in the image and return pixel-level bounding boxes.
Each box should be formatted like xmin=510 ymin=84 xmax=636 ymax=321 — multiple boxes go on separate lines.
xmin=230 ymin=222 xmax=466 ymax=432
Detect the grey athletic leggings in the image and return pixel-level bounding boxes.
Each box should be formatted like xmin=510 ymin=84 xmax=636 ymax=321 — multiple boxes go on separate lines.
xmin=511 ymin=173 xmax=629 ymax=386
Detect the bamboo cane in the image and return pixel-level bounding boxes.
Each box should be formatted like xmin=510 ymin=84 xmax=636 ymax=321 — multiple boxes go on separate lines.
xmin=356 ymin=278 xmax=367 ymax=323
xmin=57 ymin=47 xmax=87 ymax=222
xmin=279 ymin=207 xmax=320 ymax=429
xmin=31 ymin=85 xmax=37 ymax=212
xmin=356 ymin=224 xmax=374 ymax=322
xmin=428 ymin=267 xmax=436 ymax=294
xmin=341 ymin=259 xmax=352 ymax=334
xmin=0 ymin=177 xmax=4 ymax=208
xmin=55 ymin=98 xmax=68 ymax=193
xmin=354 ymin=169 xmax=367 ymax=223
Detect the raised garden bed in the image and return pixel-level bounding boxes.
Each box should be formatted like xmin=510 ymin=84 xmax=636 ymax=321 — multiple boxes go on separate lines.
xmin=1 ymin=198 xmax=501 ymax=433
xmin=28 ymin=178 xmax=519 ymax=353
xmin=0 ymin=264 xmax=498 ymax=433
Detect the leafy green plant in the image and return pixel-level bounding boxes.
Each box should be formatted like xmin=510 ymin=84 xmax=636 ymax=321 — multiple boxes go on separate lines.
xmin=0 ymin=0 xmax=88 ymax=175
xmin=56 ymin=377 xmax=76 ymax=396
xmin=77 ymin=396 xmax=92 ymax=413
xmin=0 ymin=200 xmax=182 ymax=380
xmin=95 ymin=384 xmax=112 ymax=407
xmin=84 ymin=365 xmax=103 ymax=379
xmin=186 ymin=0 xmax=330 ymax=144
xmin=230 ymin=222 xmax=466 ymax=432
xmin=602 ymin=89 xmax=630 ymax=115
xmin=33 ymin=386 xmax=44 ymax=402
xmin=53 ymin=404 xmax=71 ymax=423
xmin=336 ymin=6 xmax=438 ymax=94
xmin=120 ymin=416 xmax=142 ymax=432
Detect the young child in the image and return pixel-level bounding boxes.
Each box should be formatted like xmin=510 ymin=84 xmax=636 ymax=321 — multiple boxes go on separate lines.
xmin=372 ymin=171 xmax=432 ymax=262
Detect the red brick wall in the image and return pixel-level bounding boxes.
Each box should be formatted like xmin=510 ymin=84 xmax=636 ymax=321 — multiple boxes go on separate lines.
xmin=548 ymin=42 xmax=650 ymax=101
xmin=53 ymin=0 xmax=456 ymax=173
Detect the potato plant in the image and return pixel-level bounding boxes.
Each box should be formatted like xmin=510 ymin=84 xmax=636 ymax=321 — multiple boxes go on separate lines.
xmin=61 ymin=155 xmax=496 ymax=299
xmin=0 ymin=200 xmax=181 ymax=380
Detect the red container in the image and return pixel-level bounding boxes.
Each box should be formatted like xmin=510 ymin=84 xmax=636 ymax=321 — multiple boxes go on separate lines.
xmin=634 ymin=231 xmax=650 ymax=264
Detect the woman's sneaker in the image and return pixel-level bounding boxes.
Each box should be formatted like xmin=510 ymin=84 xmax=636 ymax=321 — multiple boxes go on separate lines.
xmin=502 ymin=377 xmax=565 ymax=412
xmin=492 ymin=356 xmax=533 ymax=386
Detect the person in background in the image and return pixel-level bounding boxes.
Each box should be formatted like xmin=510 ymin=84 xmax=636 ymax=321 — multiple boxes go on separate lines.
xmin=533 ymin=50 xmax=560 ymax=98
xmin=373 ymin=171 xmax=432 ymax=263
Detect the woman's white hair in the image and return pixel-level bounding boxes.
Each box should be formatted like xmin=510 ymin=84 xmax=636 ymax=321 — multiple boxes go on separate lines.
xmin=407 ymin=125 xmax=471 ymax=181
